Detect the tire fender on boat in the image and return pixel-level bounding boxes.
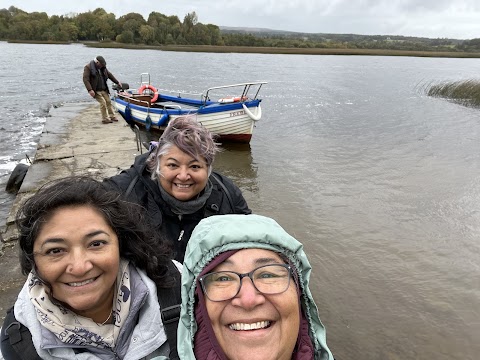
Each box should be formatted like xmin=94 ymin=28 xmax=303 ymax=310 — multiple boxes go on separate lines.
xmin=6 ymin=163 xmax=29 ymax=194
xmin=145 ymin=114 xmax=152 ymax=132
xmin=138 ymin=84 xmax=159 ymax=103
xmin=158 ymin=113 xmax=169 ymax=126
xmin=124 ymin=103 xmax=133 ymax=125
xmin=242 ymin=103 xmax=262 ymax=121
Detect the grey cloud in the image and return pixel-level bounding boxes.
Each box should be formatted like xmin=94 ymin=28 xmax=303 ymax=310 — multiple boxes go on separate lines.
xmin=5 ymin=0 xmax=480 ymax=39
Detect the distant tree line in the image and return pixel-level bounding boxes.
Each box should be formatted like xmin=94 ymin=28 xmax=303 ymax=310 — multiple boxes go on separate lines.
xmin=0 ymin=6 xmax=222 ymax=45
xmin=0 ymin=6 xmax=479 ymax=52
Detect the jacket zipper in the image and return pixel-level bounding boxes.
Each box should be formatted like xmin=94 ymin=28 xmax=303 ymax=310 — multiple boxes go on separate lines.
xmin=178 ymin=229 xmax=184 ymax=242
xmin=177 ymin=214 xmax=184 ymax=242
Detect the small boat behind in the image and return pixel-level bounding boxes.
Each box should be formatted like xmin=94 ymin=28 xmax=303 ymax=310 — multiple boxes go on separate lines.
xmin=112 ymin=73 xmax=267 ymax=143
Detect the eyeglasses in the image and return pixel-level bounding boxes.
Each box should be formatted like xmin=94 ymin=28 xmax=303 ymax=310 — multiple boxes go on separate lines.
xmin=199 ymin=264 xmax=292 ymax=302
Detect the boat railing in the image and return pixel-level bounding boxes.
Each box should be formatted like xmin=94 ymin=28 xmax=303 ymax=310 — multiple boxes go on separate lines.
xmin=156 ymin=89 xmax=204 ymax=99
xmin=202 ymin=81 xmax=268 ymax=104
xmin=140 ymin=73 xmax=151 ymax=86
xmin=118 ymin=74 xmax=267 ymax=106
xmin=138 ymin=73 xmax=201 ymax=99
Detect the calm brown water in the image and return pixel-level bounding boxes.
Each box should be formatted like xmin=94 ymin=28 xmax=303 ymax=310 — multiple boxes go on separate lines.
xmin=1 ymin=43 xmax=479 ymax=359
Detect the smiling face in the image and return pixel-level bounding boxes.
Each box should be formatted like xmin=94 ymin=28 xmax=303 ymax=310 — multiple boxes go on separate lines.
xmin=33 ymin=205 xmax=119 ymax=323
xmin=158 ymin=144 xmax=209 ymax=201
xmin=205 ymin=249 xmax=300 ymax=360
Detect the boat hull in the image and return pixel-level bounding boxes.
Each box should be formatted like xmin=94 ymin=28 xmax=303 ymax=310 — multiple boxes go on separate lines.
xmin=112 ymin=94 xmax=262 ymax=143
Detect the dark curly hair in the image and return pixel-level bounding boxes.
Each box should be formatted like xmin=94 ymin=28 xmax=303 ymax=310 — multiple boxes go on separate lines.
xmin=16 ymin=176 xmax=173 ymax=287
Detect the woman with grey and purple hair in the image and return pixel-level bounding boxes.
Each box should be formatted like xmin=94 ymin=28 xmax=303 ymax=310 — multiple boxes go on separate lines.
xmin=104 ymin=116 xmax=251 ymax=262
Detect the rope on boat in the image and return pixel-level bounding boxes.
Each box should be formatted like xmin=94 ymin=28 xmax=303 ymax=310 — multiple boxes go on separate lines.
xmin=242 ymin=104 xmax=262 ymax=121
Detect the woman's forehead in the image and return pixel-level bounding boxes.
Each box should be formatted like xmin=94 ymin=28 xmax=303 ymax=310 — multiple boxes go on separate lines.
xmin=213 ymin=248 xmax=284 ymax=270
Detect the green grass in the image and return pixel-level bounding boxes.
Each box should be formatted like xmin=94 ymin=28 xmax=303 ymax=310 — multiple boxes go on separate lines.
xmin=7 ymin=39 xmax=71 ymax=44
xmin=6 ymin=40 xmax=480 ymax=58
xmin=425 ymin=79 xmax=480 ymax=107
xmin=84 ymin=42 xmax=480 ymax=58
xmin=5 ymin=40 xmax=480 ymax=58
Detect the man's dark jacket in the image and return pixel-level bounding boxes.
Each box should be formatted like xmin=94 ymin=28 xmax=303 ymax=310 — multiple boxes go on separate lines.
xmin=103 ymin=153 xmax=251 ymax=262
xmin=82 ymin=60 xmax=119 ymax=94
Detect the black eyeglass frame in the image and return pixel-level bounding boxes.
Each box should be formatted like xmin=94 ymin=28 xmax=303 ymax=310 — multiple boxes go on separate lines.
xmin=199 ymin=263 xmax=292 ymax=302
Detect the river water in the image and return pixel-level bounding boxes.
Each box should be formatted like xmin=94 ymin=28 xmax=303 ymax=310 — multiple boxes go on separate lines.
xmin=1 ymin=42 xmax=479 ymax=359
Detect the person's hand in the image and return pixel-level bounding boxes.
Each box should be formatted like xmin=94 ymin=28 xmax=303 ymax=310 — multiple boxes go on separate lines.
xmin=89 ymin=90 xmax=95 ymax=98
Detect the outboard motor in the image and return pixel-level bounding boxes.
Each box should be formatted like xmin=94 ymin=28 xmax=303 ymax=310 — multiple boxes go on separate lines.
xmin=112 ymin=83 xmax=129 ymax=92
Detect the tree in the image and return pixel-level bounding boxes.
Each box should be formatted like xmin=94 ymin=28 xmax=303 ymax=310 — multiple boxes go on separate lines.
xmin=169 ymin=23 xmax=182 ymax=41
xmin=147 ymin=11 xmax=168 ymax=27
xmin=176 ymin=34 xmax=187 ymax=45
xmin=206 ymin=24 xmax=222 ymax=45
xmin=8 ymin=12 xmax=31 ymax=40
xmin=117 ymin=12 xmax=145 ymax=42
xmin=139 ymin=24 xmax=155 ymax=44
xmin=147 ymin=12 xmax=170 ymax=44
xmin=117 ymin=30 xmax=134 ymax=43
xmin=183 ymin=11 xmax=197 ymax=36
xmin=90 ymin=8 xmax=116 ymax=41
xmin=165 ymin=33 xmax=175 ymax=45
xmin=0 ymin=8 xmax=12 ymax=36
xmin=75 ymin=11 xmax=97 ymax=40
xmin=188 ymin=23 xmax=210 ymax=45
xmin=60 ymin=20 xmax=79 ymax=41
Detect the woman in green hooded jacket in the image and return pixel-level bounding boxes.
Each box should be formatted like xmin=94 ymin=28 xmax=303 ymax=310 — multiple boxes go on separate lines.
xmin=178 ymin=214 xmax=334 ymax=360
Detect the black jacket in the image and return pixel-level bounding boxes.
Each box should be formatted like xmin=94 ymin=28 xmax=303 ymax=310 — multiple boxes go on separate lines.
xmin=82 ymin=60 xmax=119 ymax=94
xmin=104 ymin=153 xmax=251 ymax=262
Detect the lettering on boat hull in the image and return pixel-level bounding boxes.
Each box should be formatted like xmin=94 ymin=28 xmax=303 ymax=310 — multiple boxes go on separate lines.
xmin=230 ymin=110 xmax=246 ymax=117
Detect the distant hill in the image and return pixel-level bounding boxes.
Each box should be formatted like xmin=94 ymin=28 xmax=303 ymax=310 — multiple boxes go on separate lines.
xmin=219 ymin=26 xmax=463 ymax=44
xmin=220 ymin=26 xmax=298 ymax=35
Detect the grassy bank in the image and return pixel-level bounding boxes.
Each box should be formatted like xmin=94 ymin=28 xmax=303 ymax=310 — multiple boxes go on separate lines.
xmin=6 ymin=39 xmax=480 ymax=58
xmin=426 ymin=80 xmax=480 ymax=107
xmin=7 ymin=39 xmax=71 ymax=45
xmin=84 ymin=42 xmax=480 ymax=58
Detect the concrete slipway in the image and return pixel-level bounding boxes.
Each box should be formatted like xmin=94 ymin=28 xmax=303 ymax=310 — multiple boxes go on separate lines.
xmin=0 ymin=102 xmax=141 ymax=319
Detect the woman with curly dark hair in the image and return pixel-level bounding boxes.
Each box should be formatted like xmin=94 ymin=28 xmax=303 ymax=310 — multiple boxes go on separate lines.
xmin=0 ymin=176 xmax=180 ymax=360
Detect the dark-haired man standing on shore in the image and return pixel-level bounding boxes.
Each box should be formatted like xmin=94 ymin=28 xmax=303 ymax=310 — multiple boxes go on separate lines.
xmin=83 ymin=56 xmax=122 ymax=124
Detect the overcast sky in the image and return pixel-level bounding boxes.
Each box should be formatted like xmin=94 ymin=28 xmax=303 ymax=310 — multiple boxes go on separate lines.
xmin=3 ymin=0 xmax=480 ymax=40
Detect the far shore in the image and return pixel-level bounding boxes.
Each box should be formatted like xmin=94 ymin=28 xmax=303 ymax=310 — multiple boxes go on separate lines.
xmin=6 ymin=40 xmax=480 ymax=58
xmin=85 ymin=43 xmax=480 ymax=58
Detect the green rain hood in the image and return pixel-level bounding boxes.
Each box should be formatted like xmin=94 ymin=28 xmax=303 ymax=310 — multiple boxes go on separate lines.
xmin=178 ymin=214 xmax=334 ymax=360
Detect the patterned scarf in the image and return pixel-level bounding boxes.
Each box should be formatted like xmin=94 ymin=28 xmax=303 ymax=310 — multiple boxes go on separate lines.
xmin=158 ymin=179 xmax=213 ymax=215
xmin=28 ymin=259 xmax=131 ymax=349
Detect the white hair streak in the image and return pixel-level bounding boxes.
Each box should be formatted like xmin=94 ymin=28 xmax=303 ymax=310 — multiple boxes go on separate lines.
xmin=156 ymin=162 xmax=164 ymax=178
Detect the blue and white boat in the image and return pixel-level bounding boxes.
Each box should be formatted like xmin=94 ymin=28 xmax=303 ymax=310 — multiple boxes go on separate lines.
xmin=112 ymin=74 xmax=267 ymax=143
